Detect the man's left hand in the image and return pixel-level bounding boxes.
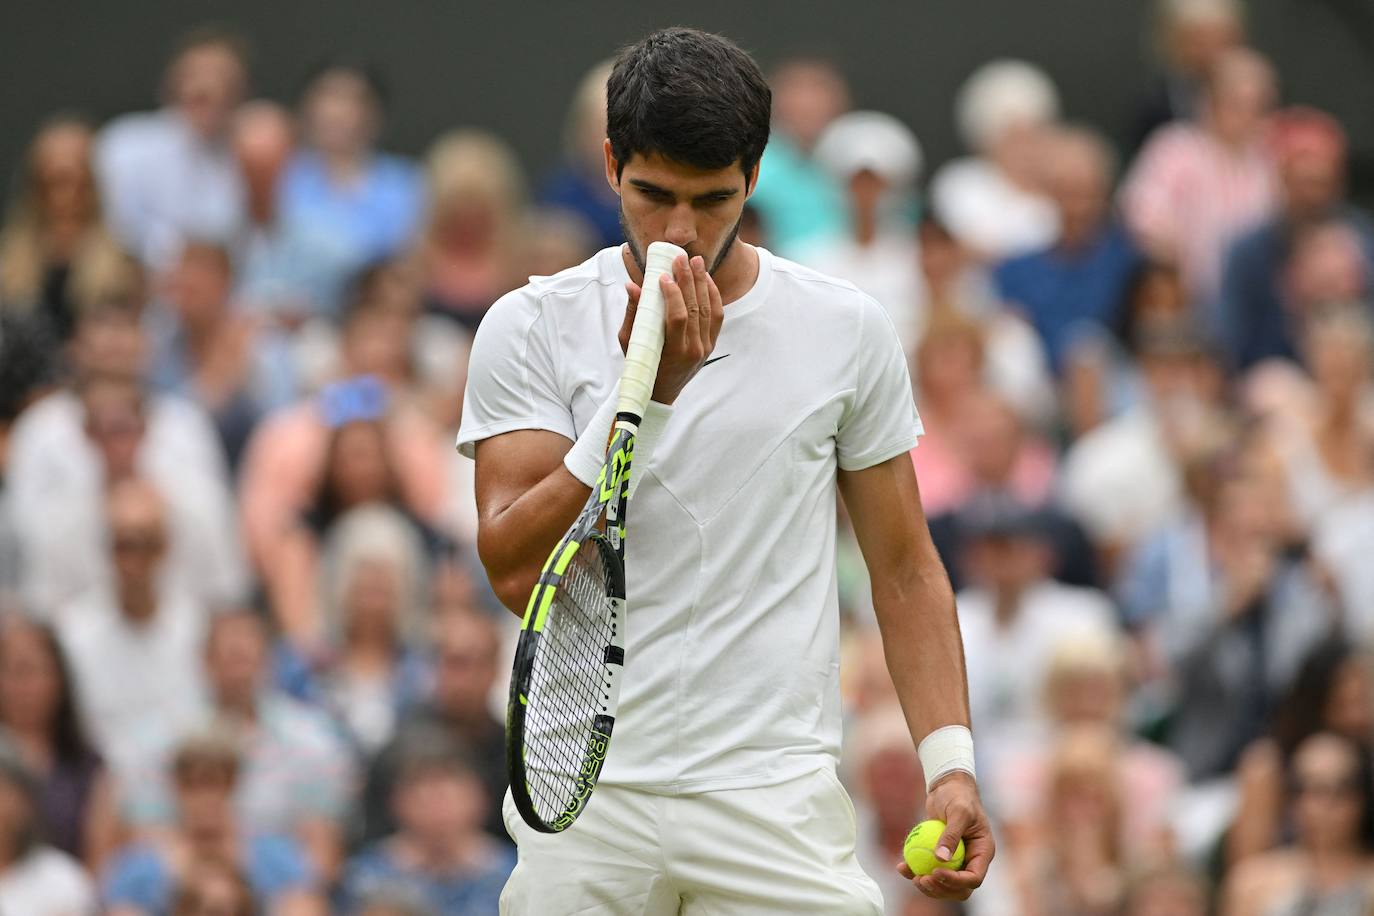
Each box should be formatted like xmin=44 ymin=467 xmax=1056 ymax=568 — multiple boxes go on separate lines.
xmin=897 ymin=771 xmax=995 ymax=901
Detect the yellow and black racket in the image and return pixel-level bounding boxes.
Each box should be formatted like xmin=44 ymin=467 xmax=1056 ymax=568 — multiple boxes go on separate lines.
xmin=507 ymin=241 xmax=684 ymax=833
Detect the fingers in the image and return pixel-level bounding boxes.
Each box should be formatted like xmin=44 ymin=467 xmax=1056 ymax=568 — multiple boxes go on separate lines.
xmin=689 ymin=255 xmax=712 ymax=347
xmin=619 ymin=282 xmax=641 ymax=355
xmin=935 ymin=814 xmax=968 ymax=864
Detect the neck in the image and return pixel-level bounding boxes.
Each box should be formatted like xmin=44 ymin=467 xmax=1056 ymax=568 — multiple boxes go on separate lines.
xmin=622 ymin=239 xmax=759 ymax=306
xmin=217 ymin=693 xmax=257 ymax=724
xmin=323 ymin=149 xmax=366 ymax=182
xmin=853 ymin=207 xmax=879 ymax=247
xmin=992 ymin=585 xmax=1024 ymax=626
xmin=119 ymin=585 xmax=158 ymax=623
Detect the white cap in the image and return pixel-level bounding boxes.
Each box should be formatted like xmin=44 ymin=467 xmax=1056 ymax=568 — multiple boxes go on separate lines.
xmin=812 ymin=110 xmax=923 ymax=188
xmin=955 ymin=59 xmax=1060 ymax=152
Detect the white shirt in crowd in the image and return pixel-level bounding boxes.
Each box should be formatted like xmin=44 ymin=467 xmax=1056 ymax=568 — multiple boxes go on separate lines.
xmin=928 ymin=157 xmax=1060 ymax=260
xmin=58 ymin=586 xmax=209 ymax=774
xmin=6 ymin=390 xmax=246 ymax=615
xmin=95 ymin=109 xmax=245 ymax=269
xmin=1058 ymin=405 xmax=1184 ymax=549
xmin=0 ymin=846 xmax=96 ymax=916
xmin=795 ymin=232 xmax=926 ymax=353
xmin=459 ymin=245 xmax=922 ymax=791
xmin=957 ymin=579 xmax=1119 ymax=775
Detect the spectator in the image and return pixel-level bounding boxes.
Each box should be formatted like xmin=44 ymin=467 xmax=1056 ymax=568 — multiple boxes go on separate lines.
xmin=748 ymin=56 xmax=850 ymax=255
xmin=1221 ymin=108 xmax=1374 ymax=370
xmin=340 ymin=735 xmax=514 ymax=915
xmin=95 ymin=27 xmax=249 ymax=269
xmin=418 ymin=130 xmax=528 ymax=331
xmin=104 ymin=730 xmax=321 ymax=916
xmin=519 ymin=208 xmax=598 ymax=281
xmin=122 ymin=610 xmax=354 ymax=886
xmin=1059 ymin=320 xmax=1224 ymax=567
xmin=239 ymin=372 xmax=447 ymax=646
xmin=1150 ymin=454 xmax=1336 ymax=779
xmin=230 ymin=100 xmax=310 ymax=327
xmin=0 ymin=312 xmax=55 ymax=601
xmin=147 ymin=241 xmax=296 ymax=468
xmin=278 ymin=63 xmax=423 ymax=317
xmin=7 ymin=303 xmax=244 ymax=613
xmin=58 ymin=477 xmax=210 ymax=771
xmin=1227 ymin=640 xmax=1374 ymax=866
xmin=994 ymin=127 xmax=1141 ymax=374
xmin=169 ymin=858 xmax=256 ymax=916
xmin=929 ymin=60 xmax=1061 ymax=260
xmin=362 ymin=608 xmax=506 ymax=845
xmin=0 ymin=616 xmax=119 ymax=870
xmin=306 ymin=506 xmax=432 ymax=755
xmin=0 ymin=737 xmax=96 ymax=915
xmin=990 ymin=632 xmax=1184 ymax=859
xmin=913 ymin=387 xmax=1057 ymax=521
xmin=953 ymin=494 xmax=1119 ymax=777
xmin=264 ymin=381 xmax=443 ymax=650
xmin=537 ymin=61 xmax=622 ymax=250
xmin=800 ymin=111 xmax=925 ymax=350
xmin=1120 ymin=47 xmax=1279 ymax=317
xmin=916 ymin=217 xmax=1056 ymax=428
xmin=1257 ymin=304 xmax=1374 ymax=537
xmin=1004 ymin=726 xmax=1133 ymax=916
xmin=0 ymin=115 xmax=131 ymax=346
xmin=1221 ymin=732 xmax=1374 ymax=916
xmin=1131 ymin=0 xmax=1245 ymax=150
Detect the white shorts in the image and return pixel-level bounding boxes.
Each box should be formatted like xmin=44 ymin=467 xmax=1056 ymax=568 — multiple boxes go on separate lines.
xmin=499 ymin=768 xmax=884 ymax=915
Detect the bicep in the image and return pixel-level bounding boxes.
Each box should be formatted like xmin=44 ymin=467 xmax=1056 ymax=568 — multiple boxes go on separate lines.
xmin=838 ymin=453 xmax=938 ymax=579
xmin=473 ymin=428 xmax=576 ymax=523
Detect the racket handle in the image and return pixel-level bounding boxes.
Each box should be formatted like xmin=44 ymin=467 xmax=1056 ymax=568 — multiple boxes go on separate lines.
xmin=617 ymin=241 xmax=685 ymax=422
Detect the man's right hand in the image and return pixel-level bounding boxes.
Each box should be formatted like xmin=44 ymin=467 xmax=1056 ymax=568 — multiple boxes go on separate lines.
xmin=618 ymin=253 xmax=723 ymax=405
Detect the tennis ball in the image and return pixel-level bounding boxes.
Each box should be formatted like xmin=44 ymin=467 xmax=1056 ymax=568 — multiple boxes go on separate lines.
xmin=903 ymin=819 xmax=965 ymax=876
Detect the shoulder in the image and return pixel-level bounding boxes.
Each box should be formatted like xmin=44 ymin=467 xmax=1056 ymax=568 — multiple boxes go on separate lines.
xmin=245 ymin=834 xmax=311 ymax=887
xmin=766 ymin=249 xmax=874 ymax=314
xmin=97 ymin=110 xmax=171 ymax=156
xmin=264 ymin=694 xmax=347 ymax=752
xmin=479 ymin=249 xmax=621 ymax=331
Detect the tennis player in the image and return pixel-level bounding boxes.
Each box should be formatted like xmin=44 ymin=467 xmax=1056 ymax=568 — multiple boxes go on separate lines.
xmin=459 ymin=26 xmax=993 ymax=914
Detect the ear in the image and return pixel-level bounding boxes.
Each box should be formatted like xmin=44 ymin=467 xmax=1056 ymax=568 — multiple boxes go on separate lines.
xmin=603 ymin=139 xmax=621 ymax=196
xmin=744 ymin=160 xmax=761 ymax=200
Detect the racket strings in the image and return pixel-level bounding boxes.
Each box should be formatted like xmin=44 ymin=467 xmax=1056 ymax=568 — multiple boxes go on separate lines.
xmin=523 ymin=544 xmax=617 ymax=820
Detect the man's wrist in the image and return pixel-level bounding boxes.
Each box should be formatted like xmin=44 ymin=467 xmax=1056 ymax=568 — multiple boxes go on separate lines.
xmin=918 ymin=724 xmax=977 ymax=792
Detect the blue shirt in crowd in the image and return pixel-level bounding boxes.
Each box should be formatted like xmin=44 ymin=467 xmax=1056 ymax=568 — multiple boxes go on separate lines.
xmin=103 ymin=835 xmax=312 ymax=914
xmin=993 ymin=222 xmax=1141 ymax=374
xmin=1219 ymin=207 xmax=1374 ymax=371
xmin=339 ymin=840 xmax=515 ymax=915
xmin=277 ymin=150 xmax=425 ymax=315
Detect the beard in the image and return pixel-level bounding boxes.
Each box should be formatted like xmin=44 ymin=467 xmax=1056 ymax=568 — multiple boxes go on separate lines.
xmin=620 ymin=207 xmax=743 ymax=277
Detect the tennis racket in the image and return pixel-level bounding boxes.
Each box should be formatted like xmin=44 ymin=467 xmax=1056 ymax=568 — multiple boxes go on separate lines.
xmin=507 ymin=240 xmax=685 ymax=833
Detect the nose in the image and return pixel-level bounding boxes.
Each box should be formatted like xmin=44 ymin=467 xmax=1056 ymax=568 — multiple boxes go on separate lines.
xmin=663 ymin=202 xmax=697 ymax=249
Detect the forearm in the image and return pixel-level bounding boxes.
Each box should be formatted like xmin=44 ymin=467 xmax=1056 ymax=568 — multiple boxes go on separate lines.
xmin=872 ymin=553 xmax=971 ymax=750
xmin=477 ymin=462 xmax=590 ymax=615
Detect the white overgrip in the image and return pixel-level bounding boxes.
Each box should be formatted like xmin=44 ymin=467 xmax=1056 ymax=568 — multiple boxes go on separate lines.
xmin=616 ymin=241 xmax=685 ymax=422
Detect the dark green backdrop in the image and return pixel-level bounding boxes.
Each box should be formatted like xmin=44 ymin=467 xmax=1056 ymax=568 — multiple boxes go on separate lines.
xmin=4 ymin=0 xmax=1373 ymax=202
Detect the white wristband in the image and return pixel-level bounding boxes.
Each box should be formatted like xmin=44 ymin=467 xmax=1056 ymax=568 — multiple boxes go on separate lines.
xmin=563 ymin=388 xmax=673 ymax=494
xmin=625 ymin=401 xmax=672 ymax=499
xmin=918 ymin=725 xmax=977 ymax=791
xmin=563 ymin=390 xmax=620 ymax=488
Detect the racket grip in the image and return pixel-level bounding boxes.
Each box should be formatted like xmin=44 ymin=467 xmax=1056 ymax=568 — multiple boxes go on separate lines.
xmin=617 ymin=241 xmax=686 ymax=421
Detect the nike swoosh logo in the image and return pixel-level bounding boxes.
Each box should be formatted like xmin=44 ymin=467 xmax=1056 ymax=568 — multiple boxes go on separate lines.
xmin=702 ymin=354 xmax=731 ymax=367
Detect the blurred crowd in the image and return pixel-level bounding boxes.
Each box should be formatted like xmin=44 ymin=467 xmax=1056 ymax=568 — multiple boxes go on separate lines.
xmin=0 ymin=0 xmax=1372 ymax=913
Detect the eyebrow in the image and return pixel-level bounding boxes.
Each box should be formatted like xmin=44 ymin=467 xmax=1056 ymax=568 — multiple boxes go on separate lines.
xmin=628 ymin=179 xmax=739 ymax=202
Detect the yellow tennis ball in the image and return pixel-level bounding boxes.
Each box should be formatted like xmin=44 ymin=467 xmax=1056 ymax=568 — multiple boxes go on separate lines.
xmin=903 ymin=819 xmax=966 ymax=876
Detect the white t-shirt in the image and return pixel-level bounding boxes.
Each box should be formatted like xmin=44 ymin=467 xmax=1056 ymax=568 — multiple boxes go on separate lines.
xmin=0 ymin=846 xmax=96 ymax=915
xmin=58 ymin=589 xmax=209 ymax=774
xmin=458 ymin=245 xmax=922 ymax=791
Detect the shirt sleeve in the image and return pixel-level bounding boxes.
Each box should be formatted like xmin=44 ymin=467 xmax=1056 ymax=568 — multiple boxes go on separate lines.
xmin=456 ymin=287 xmax=575 ymax=458
xmin=835 ymin=294 xmax=923 ymax=471
xmin=102 ymin=847 xmax=167 ymax=910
